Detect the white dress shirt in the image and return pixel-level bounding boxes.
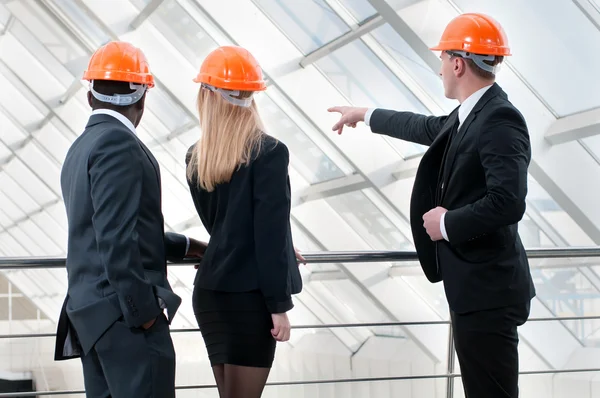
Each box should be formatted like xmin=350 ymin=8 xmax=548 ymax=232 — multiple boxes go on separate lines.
xmin=364 ymin=84 xmax=493 ymax=242
xmin=91 ymin=109 xmax=191 ymax=252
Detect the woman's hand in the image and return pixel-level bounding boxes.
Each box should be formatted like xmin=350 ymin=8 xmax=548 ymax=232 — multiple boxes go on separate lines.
xmin=271 ymin=312 xmax=291 ymax=342
xmin=294 ymin=247 xmax=306 ymax=265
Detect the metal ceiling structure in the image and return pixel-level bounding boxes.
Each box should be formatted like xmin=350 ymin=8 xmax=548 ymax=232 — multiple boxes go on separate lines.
xmin=1 ymin=0 xmax=600 ymax=396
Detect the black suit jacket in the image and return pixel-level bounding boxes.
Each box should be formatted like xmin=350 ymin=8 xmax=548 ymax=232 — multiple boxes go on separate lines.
xmin=186 ymin=135 xmax=302 ymax=314
xmin=370 ymin=83 xmax=536 ymax=313
xmin=55 ymin=113 xmax=188 ymax=360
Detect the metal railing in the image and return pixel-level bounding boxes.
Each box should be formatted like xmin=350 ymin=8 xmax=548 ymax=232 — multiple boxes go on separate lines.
xmin=0 ymin=247 xmax=600 ymax=397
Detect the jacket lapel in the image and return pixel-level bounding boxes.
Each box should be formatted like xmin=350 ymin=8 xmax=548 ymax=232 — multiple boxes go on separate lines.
xmin=439 ymin=84 xmax=503 ymax=201
xmin=432 ymin=110 xmax=459 ymax=187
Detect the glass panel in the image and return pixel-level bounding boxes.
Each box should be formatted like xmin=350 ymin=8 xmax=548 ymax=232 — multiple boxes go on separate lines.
xmin=0 ymin=141 xmax=10 ymax=161
xmin=8 ymin=0 xmax=89 ymax=70
xmin=35 ymin=120 xmax=75 ymax=165
xmin=0 ymin=206 xmax=12 ymax=229
xmin=8 ymin=226 xmax=43 ymax=255
xmin=296 ymin=278 xmax=381 ymax=350
xmin=16 ymin=141 xmax=62 ymax=196
xmin=46 ymin=201 xmax=69 ymax=231
xmin=150 ymin=0 xmax=218 ymax=68
xmin=256 ymin=92 xmax=346 ymax=184
xmin=326 ymin=190 xmax=411 ymax=250
xmin=518 ymin=213 xmax=555 ymax=248
xmin=0 ymin=72 xmax=47 ymax=128
xmin=0 ymin=33 xmax=66 ymax=104
xmin=52 ymin=0 xmax=111 ymax=46
xmin=54 ymin=86 xmax=91 ymax=135
xmin=31 ymin=211 xmax=67 ymax=251
xmin=253 ymin=0 xmax=350 ymax=54
xmin=160 ymin=172 xmax=197 ymax=227
xmin=149 ymin=135 xmax=189 ymax=179
xmin=8 ymin=18 xmax=75 ymax=87
xmin=3 ymin=157 xmax=57 ymax=206
xmin=0 ymin=232 xmax=28 ymax=256
xmin=0 ymin=191 xmax=26 ymax=224
xmin=18 ymin=219 xmax=62 ymax=256
xmin=176 ymin=126 xmax=201 ymax=149
xmin=527 ymin=176 xmax=594 ymax=246
xmin=529 ymin=257 xmax=600 ymax=346
xmin=0 ymin=172 xmax=40 ymax=214
xmin=392 ymin=264 xmax=449 ymax=318
xmin=452 ymin=0 xmax=600 ymax=116
xmin=0 ymin=332 xmax=450 ymax=397
xmin=370 ymin=23 xmax=457 ymax=112
xmin=0 ymin=3 xmax=10 ymax=30
xmin=290 ymin=219 xmax=340 ymax=273
xmin=315 ymin=40 xmax=427 ymax=157
xmin=341 ymin=0 xmax=377 ymax=21
xmin=0 ymin=108 xmax=28 ymax=147
xmin=144 ymin=86 xmax=194 ymax=133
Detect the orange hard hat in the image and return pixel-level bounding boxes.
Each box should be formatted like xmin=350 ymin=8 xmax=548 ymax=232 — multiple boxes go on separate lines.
xmin=430 ymin=13 xmax=511 ymax=56
xmin=194 ymin=46 xmax=266 ymax=92
xmin=83 ymin=41 xmax=155 ymax=87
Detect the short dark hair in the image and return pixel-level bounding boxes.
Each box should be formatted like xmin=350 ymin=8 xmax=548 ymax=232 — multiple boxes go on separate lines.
xmin=464 ymin=56 xmax=504 ymax=80
xmin=448 ymin=51 xmax=504 ymax=80
xmin=89 ymin=79 xmax=144 ymax=111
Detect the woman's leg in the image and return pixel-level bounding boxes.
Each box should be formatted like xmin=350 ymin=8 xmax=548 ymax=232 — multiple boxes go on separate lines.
xmin=212 ymin=364 xmax=225 ymax=397
xmin=223 ymin=364 xmax=271 ymax=398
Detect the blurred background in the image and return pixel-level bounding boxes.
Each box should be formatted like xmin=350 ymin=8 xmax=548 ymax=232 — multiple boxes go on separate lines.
xmin=1 ymin=0 xmax=600 ymax=396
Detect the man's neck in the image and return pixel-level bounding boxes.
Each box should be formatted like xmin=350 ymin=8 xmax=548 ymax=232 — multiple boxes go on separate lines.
xmin=457 ymin=80 xmax=494 ymax=104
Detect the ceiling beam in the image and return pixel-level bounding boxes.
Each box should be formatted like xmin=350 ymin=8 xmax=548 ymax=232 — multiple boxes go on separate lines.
xmin=366 ymin=0 xmax=439 ymax=75
xmin=545 ymin=107 xmax=600 ymax=145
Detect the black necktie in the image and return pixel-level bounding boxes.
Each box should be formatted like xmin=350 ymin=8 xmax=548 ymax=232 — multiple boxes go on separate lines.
xmin=436 ymin=117 xmax=460 ymax=203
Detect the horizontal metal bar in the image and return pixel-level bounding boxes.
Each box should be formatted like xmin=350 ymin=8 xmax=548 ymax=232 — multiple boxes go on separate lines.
xmin=0 ymin=368 xmax=599 ymax=397
xmin=2 ymin=247 xmax=600 ymax=269
xmin=300 ymin=14 xmax=385 ymax=67
xmin=2 ymin=315 xmax=599 ymax=340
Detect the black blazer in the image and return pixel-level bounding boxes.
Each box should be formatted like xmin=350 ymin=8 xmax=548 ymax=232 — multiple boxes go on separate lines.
xmin=186 ymin=134 xmax=302 ymax=314
xmin=55 ymin=114 xmax=188 ymax=360
xmin=370 ymin=83 xmax=536 ymax=313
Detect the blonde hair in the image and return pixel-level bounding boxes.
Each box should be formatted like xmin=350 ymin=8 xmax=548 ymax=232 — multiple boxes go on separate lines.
xmin=186 ymin=87 xmax=265 ymax=192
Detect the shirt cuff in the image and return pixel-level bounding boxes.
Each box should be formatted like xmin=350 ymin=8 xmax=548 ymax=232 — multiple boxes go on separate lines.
xmin=364 ymin=108 xmax=376 ymax=127
xmin=185 ymin=236 xmax=190 ymax=255
xmin=440 ymin=212 xmax=449 ymax=241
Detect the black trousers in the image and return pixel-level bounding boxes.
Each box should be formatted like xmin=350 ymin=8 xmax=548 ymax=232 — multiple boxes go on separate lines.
xmin=451 ymin=301 xmax=530 ymax=398
xmin=80 ymin=314 xmax=175 ymax=398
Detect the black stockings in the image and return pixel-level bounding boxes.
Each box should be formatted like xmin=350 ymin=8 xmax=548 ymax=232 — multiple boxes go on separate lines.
xmin=212 ymin=364 xmax=271 ymax=398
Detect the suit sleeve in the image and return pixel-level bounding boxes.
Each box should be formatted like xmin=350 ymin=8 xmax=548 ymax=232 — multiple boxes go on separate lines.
xmin=370 ymin=109 xmax=448 ymax=146
xmin=164 ymin=232 xmax=188 ymax=261
xmin=253 ymin=143 xmax=294 ymax=314
xmin=444 ymin=109 xmax=531 ymax=244
xmin=89 ymin=128 xmax=161 ymax=328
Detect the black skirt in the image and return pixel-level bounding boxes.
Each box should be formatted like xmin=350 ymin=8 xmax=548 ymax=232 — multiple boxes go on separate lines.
xmin=192 ymin=288 xmax=276 ymax=368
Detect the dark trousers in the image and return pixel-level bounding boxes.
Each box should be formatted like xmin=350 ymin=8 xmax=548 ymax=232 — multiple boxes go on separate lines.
xmin=80 ymin=314 xmax=175 ymax=398
xmin=451 ymin=301 xmax=530 ymax=398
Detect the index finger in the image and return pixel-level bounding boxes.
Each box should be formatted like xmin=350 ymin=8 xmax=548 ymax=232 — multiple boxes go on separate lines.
xmin=327 ymin=106 xmax=342 ymax=114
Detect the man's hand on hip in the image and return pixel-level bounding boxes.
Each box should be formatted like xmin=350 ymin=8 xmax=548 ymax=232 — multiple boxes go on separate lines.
xmin=423 ymin=206 xmax=448 ymax=241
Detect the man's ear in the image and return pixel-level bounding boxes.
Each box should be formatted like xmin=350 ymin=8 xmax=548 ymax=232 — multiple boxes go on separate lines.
xmin=87 ymin=91 xmax=93 ymax=108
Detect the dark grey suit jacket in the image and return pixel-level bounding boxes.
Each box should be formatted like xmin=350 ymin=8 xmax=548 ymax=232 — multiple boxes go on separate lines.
xmin=54 ymin=113 xmax=187 ymax=360
xmin=370 ymin=83 xmax=535 ymax=314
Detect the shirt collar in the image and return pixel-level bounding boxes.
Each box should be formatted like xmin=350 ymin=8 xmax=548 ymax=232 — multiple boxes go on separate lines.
xmin=91 ymin=109 xmax=136 ymax=134
xmin=458 ymin=84 xmax=493 ymax=128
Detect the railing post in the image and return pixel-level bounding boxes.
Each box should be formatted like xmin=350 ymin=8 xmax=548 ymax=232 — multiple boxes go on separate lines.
xmin=446 ymin=323 xmax=455 ymax=398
